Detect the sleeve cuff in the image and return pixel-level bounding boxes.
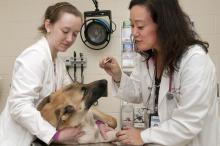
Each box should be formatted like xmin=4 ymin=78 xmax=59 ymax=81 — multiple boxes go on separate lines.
xmin=39 ymin=127 xmax=57 ymax=144
xmin=140 ymin=128 xmax=151 ymax=144
xmin=111 ymin=73 xmax=130 ymax=97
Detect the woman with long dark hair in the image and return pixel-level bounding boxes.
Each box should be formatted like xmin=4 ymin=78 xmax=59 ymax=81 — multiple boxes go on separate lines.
xmin=100 ymin=0 xmax=219 ymax=145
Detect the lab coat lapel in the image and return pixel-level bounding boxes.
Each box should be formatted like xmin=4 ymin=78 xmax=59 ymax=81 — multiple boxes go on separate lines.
xmin=158 ymin=74 xmax=169 ymax=107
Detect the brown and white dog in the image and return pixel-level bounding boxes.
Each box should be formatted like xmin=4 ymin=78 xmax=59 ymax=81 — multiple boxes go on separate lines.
xmin=37 ymin=79 xmax=117 ymax=144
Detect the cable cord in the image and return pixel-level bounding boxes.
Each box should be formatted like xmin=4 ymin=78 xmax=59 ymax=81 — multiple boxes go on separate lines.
xmin=66 ymin=66 xmax=75 ymax=83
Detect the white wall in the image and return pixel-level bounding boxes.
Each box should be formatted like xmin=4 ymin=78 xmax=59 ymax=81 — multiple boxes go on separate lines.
xmin=0 ymin=0 xmax=219 ymax=128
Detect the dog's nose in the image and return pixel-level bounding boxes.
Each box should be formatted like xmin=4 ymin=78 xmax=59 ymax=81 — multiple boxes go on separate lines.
xmin=98 ymin=79 xmax=108 ymax=97
xmin=99 ymin=79 xmax=107 ymax=87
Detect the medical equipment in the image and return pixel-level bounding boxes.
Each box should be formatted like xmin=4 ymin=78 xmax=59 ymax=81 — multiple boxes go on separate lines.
xmin=80 ymin=53 xmax=84 ymax=83
xmin=121 ymin=104 xmax=134 ymax=129
xmin=80 ymin=0 xmax=116 ymax=50
xmin=65 ymin=52 xmax=87 ymax=83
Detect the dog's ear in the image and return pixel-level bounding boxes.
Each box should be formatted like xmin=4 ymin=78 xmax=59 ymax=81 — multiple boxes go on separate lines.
xmin=55 ymin=105 xmax=75 ymax=122
xmin=64 ymin=105 xmax=75 ymax=114
xmin=37 ymin=95 xmax=51 ymax=110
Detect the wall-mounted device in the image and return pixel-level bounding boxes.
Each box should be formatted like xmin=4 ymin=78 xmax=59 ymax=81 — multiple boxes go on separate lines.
xmin=65 ymin=52 xmax=87 ymax=83
xmin=80 ymin=0 xmax=116 ymax=50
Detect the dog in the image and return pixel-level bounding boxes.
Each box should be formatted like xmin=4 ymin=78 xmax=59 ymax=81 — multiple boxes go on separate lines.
xmin=37 ymin=79 xmax=117 ymax=144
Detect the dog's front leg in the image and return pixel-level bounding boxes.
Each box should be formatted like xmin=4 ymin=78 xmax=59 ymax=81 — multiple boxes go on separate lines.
xmin=90 ymin=106 xmax=117 ymax=129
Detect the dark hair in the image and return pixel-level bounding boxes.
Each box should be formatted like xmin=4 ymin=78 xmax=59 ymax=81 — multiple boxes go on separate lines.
xmin=38 ymin=2 xmax=82 ymax=34
xmin=129 ymin=0 xmax=209 ymax=72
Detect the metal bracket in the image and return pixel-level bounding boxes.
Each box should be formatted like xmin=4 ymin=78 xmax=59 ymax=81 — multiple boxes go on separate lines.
xmin=65 ymin=57 xmax=87 ymax=68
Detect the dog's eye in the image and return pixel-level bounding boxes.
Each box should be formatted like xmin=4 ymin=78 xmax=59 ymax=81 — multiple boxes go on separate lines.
xmin=81 ymin=87 xmax=88 ymax=95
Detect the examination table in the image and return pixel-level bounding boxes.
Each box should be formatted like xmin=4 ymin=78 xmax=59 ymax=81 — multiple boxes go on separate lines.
xmin=51 ymin=143 xmax=119 ymax=146
xmin=32 ymin=142 xmax=121 ymax=146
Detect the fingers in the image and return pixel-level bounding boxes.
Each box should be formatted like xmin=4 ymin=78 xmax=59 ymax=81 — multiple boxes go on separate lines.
xmin=58 ymin=126 xmax=84 ymax=143
xmin=99 ymin=56 xmax=114 ymax=68
xmin=99 ymin=57 xmax=106 ymax=68
xmin=116 ymin=129 xmax=127 ymax=138
xmin=71 ymin=126 xmax=82 ymax=135
xmin=121 ymin=126 xmax=130 ymax=130
xmin=116 ymin=129 xmax=133 ymax=145
xmin=75 ymin=131 xmax=85 ymax=139
xmin=116 ymin=131 xmax=127 ymax=142
xmin=121 ymin=138 xmax=132 ymax=145
xmin=116 ymin=128 xmax=144 ymax=146
xmin=104 ymin=57 xmax=112 ymax=64
xmin=99 ymin=56 xmax=122 ymax=81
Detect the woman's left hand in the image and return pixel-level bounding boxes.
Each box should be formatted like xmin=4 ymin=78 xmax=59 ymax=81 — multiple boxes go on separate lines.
xmin=116 ymin=127 xmax=144 ymax=146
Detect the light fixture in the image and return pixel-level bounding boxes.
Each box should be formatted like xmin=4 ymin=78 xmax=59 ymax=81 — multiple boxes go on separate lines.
xmin=80 ymin=0 xmax=116 ymax=50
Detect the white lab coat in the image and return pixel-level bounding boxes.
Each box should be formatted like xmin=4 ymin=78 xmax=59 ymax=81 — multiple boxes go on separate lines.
xmin=112 ymin=45 xmax=220 ymax=146
xmin=0 ymin=37 xmax=71 ymax=146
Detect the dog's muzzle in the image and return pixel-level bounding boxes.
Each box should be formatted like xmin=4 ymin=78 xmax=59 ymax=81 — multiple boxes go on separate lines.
xmin=84 ymin=79 xmax=107 ymax=110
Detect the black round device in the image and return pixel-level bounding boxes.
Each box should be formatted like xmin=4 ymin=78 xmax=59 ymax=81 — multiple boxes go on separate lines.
xmin=84 ymin=19 xmax=110 ymax=46
xmin=79 ymin=0 xmax=116 ymax=50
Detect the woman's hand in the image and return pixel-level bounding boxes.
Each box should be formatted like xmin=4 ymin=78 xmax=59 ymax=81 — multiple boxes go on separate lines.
xmin=55 ymin=126 xmax=85 ymax=144
xmin=99 ymin=57 xmax=122 ymax=82
xmin=116 ymin=127 xmax=144 ymax=146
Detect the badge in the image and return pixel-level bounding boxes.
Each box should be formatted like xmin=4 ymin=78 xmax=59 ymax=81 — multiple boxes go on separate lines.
xmin=149 ymin=113 xmax=160 ymax=127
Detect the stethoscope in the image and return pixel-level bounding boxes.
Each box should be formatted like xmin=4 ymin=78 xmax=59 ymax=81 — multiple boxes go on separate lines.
xmin=131 ymin=35 xmax=175 ymax=113
xmin=145 ymin=58 xmax=174 ymax=114
xmin=167 ymin=71 xmax=174 ymax=100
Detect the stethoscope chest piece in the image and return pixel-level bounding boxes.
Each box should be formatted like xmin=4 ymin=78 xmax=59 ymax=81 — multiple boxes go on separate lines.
xmin=166 ymin=92 xmax=174 ymax=100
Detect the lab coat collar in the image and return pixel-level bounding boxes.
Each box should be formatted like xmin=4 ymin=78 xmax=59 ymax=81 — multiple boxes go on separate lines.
xmin=39 ymin=37 xmax=53 ymax=62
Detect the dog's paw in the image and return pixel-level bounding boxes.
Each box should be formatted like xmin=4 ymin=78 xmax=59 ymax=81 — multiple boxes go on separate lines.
xmin=104 ymin=130 xmax=117 ymax=142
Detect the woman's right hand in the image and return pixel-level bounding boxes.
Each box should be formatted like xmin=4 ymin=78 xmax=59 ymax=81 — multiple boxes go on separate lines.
xmin=55 ymin=126 xmax=85 ymax=144
xmin=99 ymin=56 xmax=122 ymax=82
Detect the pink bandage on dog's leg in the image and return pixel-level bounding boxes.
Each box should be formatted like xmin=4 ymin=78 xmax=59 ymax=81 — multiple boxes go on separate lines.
xmin=96 ymin=120 xmax=105 ymax=125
